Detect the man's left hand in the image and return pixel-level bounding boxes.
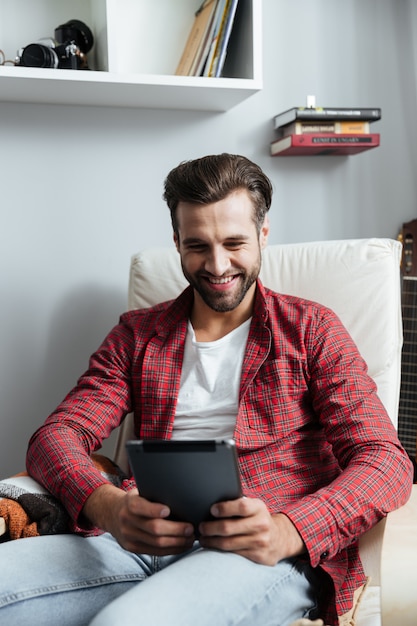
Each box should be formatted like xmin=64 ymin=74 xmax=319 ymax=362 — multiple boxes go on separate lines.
xmin=198 ymin=497 xmax=305 ymax=566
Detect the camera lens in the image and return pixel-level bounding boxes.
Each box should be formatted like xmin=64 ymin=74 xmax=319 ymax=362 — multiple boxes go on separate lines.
xmin=54 ymin=20 xmax=94 ymax=54
xmin=19 ymin=43 xmax=58 ymax=68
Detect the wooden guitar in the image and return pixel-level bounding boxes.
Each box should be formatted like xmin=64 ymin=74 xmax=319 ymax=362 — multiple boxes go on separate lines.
xmin=398 ymin=218 xmax=417 ymax=477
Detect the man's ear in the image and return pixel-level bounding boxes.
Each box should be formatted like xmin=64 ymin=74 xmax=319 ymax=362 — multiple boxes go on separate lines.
xmin=173 ymin=231 xmax=180 ymax=252
xmin=260 ymin=215 xmax=270 ymax=250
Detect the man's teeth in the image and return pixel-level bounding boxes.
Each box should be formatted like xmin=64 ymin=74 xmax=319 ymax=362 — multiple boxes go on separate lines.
xmin=208 ymin=276 xmax=235 ymax=284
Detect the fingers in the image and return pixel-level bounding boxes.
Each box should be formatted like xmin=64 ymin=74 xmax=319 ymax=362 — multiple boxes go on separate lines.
xmin=122 ymin=518 xmax=195 ymax=555
xmin=199 ymin=497 xmax=265 ymax=536
xmin=125 ymin=490 xmax=171 ymax=520
xmin=127 ymin=494 xmax=195 ymax=539
xmin=115 ymin=491 xmax=196 ymax=555
xmin=197 ymin=497 xmax=278 ymax=565
xmin=210 ymin=496 xmax=257 ymax=520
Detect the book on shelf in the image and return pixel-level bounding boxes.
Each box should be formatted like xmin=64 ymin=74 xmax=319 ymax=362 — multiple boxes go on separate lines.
xmin=202 ymin=0 xmax=228 ymax=76
xmin=189 ymin=1 xmax=219 ymax=76
xmin=277 ymin=120 xmax=371 ymax=138
xmin=270 ymin=133 xmax=380 ymax=156
xmin=192 ymin=0 xmax=223 ymax=76
xmin=175 ymin=0 xmax=218 ymax=76
xmin=209 ymin=0 xmax=239 ymax=77
xmin=273 ymin=107 xmax=382 ymax=130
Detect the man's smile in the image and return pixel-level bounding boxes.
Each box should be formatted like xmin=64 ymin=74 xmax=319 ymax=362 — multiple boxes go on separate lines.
xmin=202 ymin=274 xmax=242 ymax=292
xmin=206 ymin=275 xmax=237 ymax=285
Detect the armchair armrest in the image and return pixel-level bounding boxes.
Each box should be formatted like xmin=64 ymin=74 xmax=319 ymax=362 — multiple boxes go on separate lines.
xmin=381 ymin=484 xmax=417 ymax=626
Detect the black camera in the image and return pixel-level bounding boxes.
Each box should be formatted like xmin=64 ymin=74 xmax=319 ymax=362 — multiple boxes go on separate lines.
xmin=16 ymin=20 xmax=94 ymax=70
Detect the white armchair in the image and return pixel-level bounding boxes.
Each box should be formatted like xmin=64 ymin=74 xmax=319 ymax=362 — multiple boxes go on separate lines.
xmin=1 ymin=238 xmax=416 ymax=625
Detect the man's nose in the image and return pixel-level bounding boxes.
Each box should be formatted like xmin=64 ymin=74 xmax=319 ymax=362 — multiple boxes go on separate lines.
xmin=205 ymin=248 xmax=231 ymax=276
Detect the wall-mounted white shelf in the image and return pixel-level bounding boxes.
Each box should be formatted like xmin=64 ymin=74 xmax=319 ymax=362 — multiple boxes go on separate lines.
xmin=0 ymin=0 xmax=262 ymax=111
xmin=0 ymin=68 xmax=261 ymax=111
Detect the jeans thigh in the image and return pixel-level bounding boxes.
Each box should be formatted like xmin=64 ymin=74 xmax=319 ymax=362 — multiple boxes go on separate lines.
xmin=90 ymin=549 xmax=320 ymax=626
xmin=0 ymin=533 xmax=152 ymax=626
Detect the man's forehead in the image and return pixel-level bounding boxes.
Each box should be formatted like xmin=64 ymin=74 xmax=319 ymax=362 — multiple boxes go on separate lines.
xmin=177 ymin=192 xmax=253 ymax=218
xmin=177 ymin=208 xmax=256 ymax=238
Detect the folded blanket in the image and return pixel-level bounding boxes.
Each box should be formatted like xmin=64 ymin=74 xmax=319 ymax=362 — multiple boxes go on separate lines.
xmin=0 ymin=454 xmax=127 ymax=540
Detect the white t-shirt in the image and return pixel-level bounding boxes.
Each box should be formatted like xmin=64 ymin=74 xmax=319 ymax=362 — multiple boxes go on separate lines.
xmin=171 ymin=318 xmax=252 ymax=440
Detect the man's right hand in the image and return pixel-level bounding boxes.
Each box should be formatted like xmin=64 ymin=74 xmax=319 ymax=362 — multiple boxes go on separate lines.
xmin=82 ymin=483 xmax=196 ymax=555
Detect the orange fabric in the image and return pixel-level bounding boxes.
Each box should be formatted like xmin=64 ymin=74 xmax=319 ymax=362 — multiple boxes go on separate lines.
xmin=0 ymin=498 xmax=39 ymax=539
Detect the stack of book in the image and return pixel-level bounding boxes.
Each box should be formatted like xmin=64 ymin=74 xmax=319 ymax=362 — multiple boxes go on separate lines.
xmin=270 ymin=107 xmax=381 ymax=156
xmin=175 ymin=0 xmax=239 ymax=77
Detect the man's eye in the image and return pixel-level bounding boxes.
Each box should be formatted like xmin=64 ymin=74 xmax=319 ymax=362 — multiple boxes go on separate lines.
xmin=226 ymin=242 xmax=244 ymax=249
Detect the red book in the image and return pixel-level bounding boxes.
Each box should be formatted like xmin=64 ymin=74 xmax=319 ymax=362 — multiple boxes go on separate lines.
xmin=270 ymin=133 xmax=380 ymax=156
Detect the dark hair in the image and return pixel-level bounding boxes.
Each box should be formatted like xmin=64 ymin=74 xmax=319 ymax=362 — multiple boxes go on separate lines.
xmin=163 ymin=153 xmax=273 ymax=235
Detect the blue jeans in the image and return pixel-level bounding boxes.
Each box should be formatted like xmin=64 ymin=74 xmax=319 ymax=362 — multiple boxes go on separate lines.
xmin=0 ymin=533 xmax=321 ymax=625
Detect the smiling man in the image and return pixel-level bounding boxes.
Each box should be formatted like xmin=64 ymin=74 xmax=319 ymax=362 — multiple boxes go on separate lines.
xmin=0 ymin=154 xmax=412 ymax=626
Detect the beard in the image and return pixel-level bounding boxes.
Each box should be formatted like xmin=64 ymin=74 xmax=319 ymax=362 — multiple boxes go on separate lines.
xmin=180 ymin=255 xmax=261 ymax=313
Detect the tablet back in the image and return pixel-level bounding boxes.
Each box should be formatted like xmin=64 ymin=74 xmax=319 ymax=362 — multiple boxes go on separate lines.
xmin=126 ymin=439 xmax=242 ymax=528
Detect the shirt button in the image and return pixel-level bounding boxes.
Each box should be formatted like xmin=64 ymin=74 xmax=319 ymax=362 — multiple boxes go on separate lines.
xmin=320 ymin=551 xmax=329 ymax=560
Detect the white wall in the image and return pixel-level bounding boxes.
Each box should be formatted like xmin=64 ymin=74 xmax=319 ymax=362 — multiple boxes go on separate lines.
xmin=1 ymin=0 xmax=416 ymax=475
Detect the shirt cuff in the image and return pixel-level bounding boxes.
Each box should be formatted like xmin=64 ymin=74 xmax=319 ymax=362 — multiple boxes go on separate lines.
xmin=281 ymin=498 xmax=340 ymax=567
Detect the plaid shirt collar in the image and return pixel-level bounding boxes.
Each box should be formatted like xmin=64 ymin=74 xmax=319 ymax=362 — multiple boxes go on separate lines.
xmin=154 ymin=279 xmax=270 ymax=337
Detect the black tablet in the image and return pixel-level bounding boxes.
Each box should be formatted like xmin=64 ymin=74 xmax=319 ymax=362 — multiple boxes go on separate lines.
xmin=126 ymin=439 xmax=242 ymax=528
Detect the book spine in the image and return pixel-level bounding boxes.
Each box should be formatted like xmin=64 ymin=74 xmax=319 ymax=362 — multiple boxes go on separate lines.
xmin=213 ymin=0 xmax=239 ymax=77
xmin=175 ymin=1 xmax=215 ymax=76
xmin=194 ymin=1 xmax=221 ymax=76
xmin=277 ymin=121 xmax=371 ymax=140
xmin=208 ymin=0 xmax=232 ymax=77
xmin=274 ymin=108 xmax=381 ymax=129
xmin=337 ymin=120 xmax=370 ymax=134
xmin=270 ymin=133 xmax=380 ymax=156
xmin=203 ymin=0 xmax=227 ymax=76
xmin=189 ymin=0 xmax=218 ymax=75
xmin=310 ymin=135 xmax=375 ymax=144
xmin=296 ymin=108 xmax=380 ymax=120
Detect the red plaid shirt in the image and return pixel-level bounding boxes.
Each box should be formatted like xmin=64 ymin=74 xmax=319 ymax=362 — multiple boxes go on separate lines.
xmin=27 ymin=281 xmax=413 ymax=625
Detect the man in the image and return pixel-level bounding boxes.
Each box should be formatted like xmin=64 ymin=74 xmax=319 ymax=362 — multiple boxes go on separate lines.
xmin=0 ymin=154 xmax=413 ymax=626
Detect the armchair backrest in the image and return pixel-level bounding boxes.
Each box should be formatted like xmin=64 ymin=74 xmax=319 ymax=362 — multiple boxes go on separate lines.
xmin=128 ymin=238 xmax=403 ymax=424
